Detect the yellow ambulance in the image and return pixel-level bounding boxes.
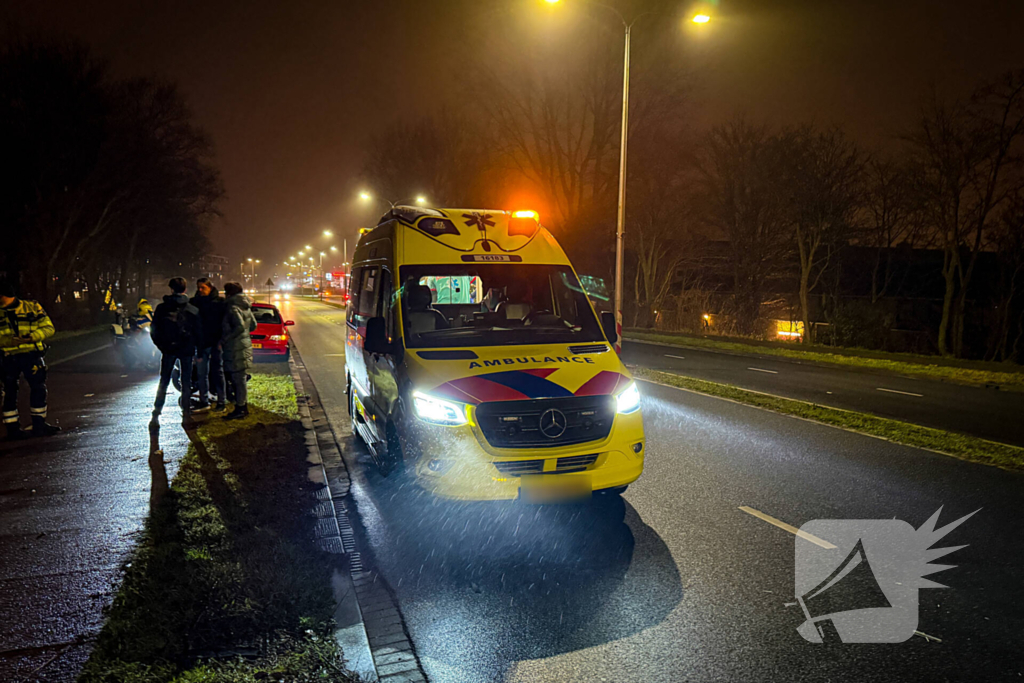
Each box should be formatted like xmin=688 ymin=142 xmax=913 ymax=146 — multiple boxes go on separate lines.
xmin=345 ymin=206 xmax=645 ymax=501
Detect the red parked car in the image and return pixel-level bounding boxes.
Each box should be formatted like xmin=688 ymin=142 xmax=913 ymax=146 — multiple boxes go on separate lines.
xmin=251 ymin=302 xmax=294 ymax=361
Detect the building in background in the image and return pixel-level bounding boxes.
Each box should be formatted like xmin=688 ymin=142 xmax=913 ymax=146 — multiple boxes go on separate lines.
xmin=193 ymin=254 xmax=229 ymax=286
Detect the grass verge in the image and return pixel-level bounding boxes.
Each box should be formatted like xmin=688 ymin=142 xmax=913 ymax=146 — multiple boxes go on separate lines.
xmin=625 ymin=329 xmax=1024 ymax=390
xmin=633 ymin=367 xmax=1024 ymax=471
xmin=79 ymin=373 xmax=355 ymax=683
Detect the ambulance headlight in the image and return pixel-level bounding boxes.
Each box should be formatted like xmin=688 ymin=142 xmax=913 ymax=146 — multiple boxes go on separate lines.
xmin=413 ymin=391 xmax=467 ymax=426
xmin=616 ymin=382 xmax=641 ymax=414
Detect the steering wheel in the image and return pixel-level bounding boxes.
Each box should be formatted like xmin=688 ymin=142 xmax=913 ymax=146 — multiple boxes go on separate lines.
xmin=524 ymin=309 xmax=554 ymax=324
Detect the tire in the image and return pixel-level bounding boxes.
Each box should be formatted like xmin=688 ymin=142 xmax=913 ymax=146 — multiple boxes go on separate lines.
xmin=379 ymin=423 xmax=404 ymax=477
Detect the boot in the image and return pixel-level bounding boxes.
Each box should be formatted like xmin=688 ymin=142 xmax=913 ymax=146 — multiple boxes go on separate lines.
xmin=31 ymin=416 xmax=62 ymax=437
xmin=5 ymin=422 xmax=30 ymax=441
xmin=223 ymin=405 xmax=249 ymax=421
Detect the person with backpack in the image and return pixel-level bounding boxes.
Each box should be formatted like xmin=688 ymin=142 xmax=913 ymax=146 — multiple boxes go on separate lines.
xmin=151 ymin=277 xmax=203 ymax=424
xmin=221 ymin=281 xmax=257 ymax=421
xmin=190 ymin=278 xmax=227 ymax=412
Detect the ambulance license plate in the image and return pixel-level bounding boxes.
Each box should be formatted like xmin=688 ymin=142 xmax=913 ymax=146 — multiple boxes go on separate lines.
xmin=519 ymin=474 xmax=592 ymax=503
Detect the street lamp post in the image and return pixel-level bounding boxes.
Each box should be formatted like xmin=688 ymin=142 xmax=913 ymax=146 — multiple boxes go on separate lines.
xmin=247 ymin=258 xmax=260 ymax=298
xmin=543 ymin=0 xmax=710 ymax=351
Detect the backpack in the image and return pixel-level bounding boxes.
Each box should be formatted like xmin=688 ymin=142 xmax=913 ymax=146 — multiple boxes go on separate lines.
xmin=152 ymin=302 xmax=195 ymax=355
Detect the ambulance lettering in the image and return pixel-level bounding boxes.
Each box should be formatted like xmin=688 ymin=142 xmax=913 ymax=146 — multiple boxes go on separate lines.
xmin=469 ymin=356 xmax=594 ymax=370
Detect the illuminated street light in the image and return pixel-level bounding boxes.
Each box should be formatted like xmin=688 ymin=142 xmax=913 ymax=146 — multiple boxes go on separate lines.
xmin=543 ymin=0 xmax=709 ymax=352
xmin=323 ymin=229 xmax=333 ymax=237
xmin=305 ymin=244 xmax=312 ymax=250
xmin=359 ymin=190 xmax=429 ymax=209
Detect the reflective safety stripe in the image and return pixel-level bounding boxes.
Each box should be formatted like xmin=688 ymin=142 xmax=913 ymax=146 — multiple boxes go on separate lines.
xmin=2 ymin=414 xmax=19 ymax=424
xmin=2 ymin=410 xmax=18 ymax=418
xmin=29 ymin=406 xmax=48 ymax=415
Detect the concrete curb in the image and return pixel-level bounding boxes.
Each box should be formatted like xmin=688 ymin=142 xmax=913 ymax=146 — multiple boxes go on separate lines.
xmin=290 ymin=349 xmax=428 ymax=683
xmin=290 ymin=355 xmax=378 ymax=682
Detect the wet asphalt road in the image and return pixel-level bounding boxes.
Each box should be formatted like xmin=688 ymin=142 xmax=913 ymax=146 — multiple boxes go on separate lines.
xmin=622 ymin=339 xmax=1024 ymax=447
xmin=287 ymin=299 xmax=1023 ymax=683
xmin=0 ymin=341 xmax=188 ymax=682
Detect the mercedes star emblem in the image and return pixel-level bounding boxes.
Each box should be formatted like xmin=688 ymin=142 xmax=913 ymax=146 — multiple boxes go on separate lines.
xmin=539 ymin=408 xmax=568 ymax=439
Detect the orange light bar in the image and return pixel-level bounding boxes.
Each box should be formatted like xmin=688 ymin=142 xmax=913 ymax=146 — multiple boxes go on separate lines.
xmin=513 ymin=210 xmax=539 ymax=220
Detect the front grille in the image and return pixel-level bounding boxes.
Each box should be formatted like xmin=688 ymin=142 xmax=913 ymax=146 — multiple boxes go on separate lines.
xmin=556 ymin=453 xmax=599 ymax=472
xmin=493 ymin=459 xmax=544 ymax=476
xmin=476 ymin=395 xmax=615 ymax=448
xmin=250 ymin=334 xmax=267 ymax=340
xmin=492 ymin=453 xmax=599 ymax=476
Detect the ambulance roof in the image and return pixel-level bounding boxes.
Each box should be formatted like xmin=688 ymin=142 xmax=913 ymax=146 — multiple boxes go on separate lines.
xmin=357 ymin=206 xmax=571 ymax=267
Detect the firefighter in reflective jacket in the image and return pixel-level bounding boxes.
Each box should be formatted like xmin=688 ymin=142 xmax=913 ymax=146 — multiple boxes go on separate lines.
xmin=0 ymin=280 xmax=61 ymax=439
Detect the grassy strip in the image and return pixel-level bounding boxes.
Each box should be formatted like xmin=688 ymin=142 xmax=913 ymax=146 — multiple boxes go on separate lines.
xmin=633 ymin=367 xmax=1024 ymax=471
xmin=79 ymin=374 xmax=354 ymax=683
xmin=626 ymin=329 xmax=1024 ymax=390
xmin=51 ymin=324 xmax=108 ymax=342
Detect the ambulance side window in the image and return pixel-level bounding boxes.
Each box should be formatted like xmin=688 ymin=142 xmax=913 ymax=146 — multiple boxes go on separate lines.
xmin=346 ymin=267 xmax=362 ymax=326
xmin=378 ymin=267 xmax=395 ymax=341
xmin=349 ymin=266 xmax=379 ymax=329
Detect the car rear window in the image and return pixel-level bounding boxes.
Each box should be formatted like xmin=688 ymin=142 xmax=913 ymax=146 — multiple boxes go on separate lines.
xmin=253 ymin=307 xmax=282 ymax=324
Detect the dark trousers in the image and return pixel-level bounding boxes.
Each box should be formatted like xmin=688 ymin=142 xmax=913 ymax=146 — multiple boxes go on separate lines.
xmin=196 ymin=345 xmax=225 ymax=405
xmin=2 ymin=352 xmax=47 ymax=426
xmin=228 ymin=370 xmax=248 ymax=407
xmin=154 ymin=353 xmax=193 ymax=416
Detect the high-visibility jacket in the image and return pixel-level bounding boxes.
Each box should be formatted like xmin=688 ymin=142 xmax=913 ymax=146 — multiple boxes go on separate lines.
xmin=0 ymin=299 xmax=55 ymax=356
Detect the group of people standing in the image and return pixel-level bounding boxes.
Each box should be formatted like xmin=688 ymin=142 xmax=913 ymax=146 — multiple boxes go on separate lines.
xmin=150 ymin=277 xmax=257 ymax=424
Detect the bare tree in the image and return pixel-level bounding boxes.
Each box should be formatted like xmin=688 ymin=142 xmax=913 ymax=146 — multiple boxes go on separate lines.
xmin=863 ymin=156 xmax=918 ymax=303
xmin=696 ymin=120 xmax=791 ymax=335
xmin=1 ymin=36 xmax=222 ymax=313
xmin=907 ymin=71 xmax=1024 ymax=356
xmin=783 ymin=127 xmax=864 ymax=342
xmin=362 ymin=110 xmax=492 ymax=209
xmin=989 ymin=195 xmax=1024 ymax=361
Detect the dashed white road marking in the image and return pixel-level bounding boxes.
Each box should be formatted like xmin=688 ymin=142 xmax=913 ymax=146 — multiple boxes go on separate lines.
xmin=876 ymin=387 xmax=923 ymax=398
xmin=748 ymin=367 xmax=779 ymax=374
xmin=739 ymin=506 xmax=836 ymax=549
xmin=83 ymin=394 xmax=95 ymax=397
xmin=664 ymin=354 xmax=686 ymax=360
xmin=48 ymin=345 xmax=110 ymax=367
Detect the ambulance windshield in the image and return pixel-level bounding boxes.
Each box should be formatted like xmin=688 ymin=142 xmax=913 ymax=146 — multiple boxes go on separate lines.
xmin=399 ymin=264 xmax=605 ymax=348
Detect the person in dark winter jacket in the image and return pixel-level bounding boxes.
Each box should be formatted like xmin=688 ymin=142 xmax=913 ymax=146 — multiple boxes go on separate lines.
xmin=151 ymin=277 xmax=203 ymax=424
xmin=190 ymin=278 xmax=227 ymax=412
xmin=221 ymin=281 xmax=257 ymax=420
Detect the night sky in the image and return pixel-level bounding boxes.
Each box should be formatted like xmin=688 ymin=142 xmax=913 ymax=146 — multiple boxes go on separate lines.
xmin=6 ymin=0 xmax=1024 ymax=279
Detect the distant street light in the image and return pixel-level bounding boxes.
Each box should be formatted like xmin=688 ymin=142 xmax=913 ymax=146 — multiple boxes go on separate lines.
xmin=359 ymin=191 xmax=430 ymax=210
xmin=543 ymin=0 xmax=710 ymax=351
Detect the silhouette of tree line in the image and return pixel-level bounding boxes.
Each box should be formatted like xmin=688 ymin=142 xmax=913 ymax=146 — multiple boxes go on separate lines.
xmin=0 ymin=34 xmax=222 ymax=324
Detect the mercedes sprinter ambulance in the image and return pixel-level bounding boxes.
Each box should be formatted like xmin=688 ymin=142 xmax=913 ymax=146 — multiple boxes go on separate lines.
xmin=345 ymin=206 xmax=645 ymax=501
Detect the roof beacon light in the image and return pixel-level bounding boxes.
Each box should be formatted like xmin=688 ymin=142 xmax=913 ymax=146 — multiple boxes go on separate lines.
xmin=509 ymin=209 xmax=540 ymax=238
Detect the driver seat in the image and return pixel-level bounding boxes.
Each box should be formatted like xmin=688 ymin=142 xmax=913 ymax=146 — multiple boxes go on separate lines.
xmin=405 ymin=284 xmax=449 ymax=335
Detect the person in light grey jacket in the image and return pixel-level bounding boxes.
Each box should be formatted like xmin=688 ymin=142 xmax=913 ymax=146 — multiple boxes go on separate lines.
xmin=221 ymin=282 xmax=257 ymax=420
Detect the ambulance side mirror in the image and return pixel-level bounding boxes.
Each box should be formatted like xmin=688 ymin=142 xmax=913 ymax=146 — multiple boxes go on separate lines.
xmin=364 ymin=316 xmax=392 ymax=355
xmin=601 ymin=311 xmax=617 ymax=345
